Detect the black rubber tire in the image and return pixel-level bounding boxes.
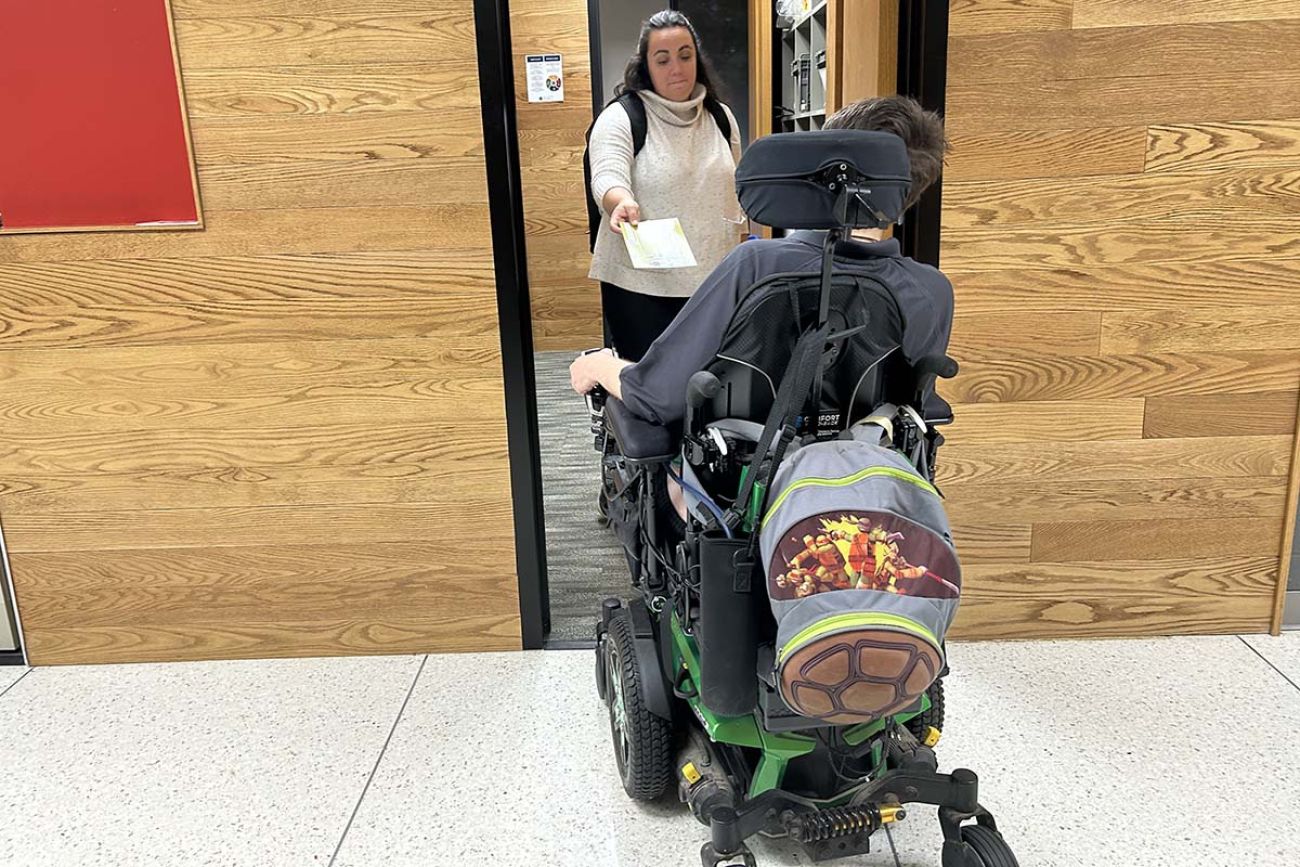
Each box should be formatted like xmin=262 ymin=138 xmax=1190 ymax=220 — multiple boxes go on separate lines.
xmin=603 ymin=611 xmax=673 ymax=801
xmin=597 ymin=487 xmax=612 ymax=528
xmin=906 ymin=677 xmax=945 ymax=743
xmin=961 ymin=824 xmax=1019 ymax=867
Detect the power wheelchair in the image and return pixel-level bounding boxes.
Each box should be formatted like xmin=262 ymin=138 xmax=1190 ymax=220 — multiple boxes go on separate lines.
xmin=588 ymin=130 xmax=1018 ymax=867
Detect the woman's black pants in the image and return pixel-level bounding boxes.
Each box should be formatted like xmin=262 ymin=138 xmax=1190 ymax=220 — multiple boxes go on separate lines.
xmin=600 ymin=282 xmax=689 ymax=362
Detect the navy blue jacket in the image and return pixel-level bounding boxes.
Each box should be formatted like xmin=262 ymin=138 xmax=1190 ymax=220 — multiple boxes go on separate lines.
xmin=618 ymin=231 xmax=955 ymax=426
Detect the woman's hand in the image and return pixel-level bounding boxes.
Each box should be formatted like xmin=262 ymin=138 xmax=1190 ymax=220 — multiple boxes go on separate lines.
xmin=609 ymin=197 xmax=641 ymax=234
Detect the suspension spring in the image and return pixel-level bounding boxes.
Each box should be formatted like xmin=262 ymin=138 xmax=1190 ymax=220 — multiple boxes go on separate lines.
xmin=793 ymin=805 xmax=881 ymax=843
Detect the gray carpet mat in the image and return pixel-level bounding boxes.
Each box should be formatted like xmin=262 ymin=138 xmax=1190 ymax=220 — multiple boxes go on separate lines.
xmin=534 ymin=351 xmax=633 ymax=641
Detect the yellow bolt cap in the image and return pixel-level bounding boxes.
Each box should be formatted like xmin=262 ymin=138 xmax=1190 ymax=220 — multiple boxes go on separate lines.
xmin=879 ymin=804 xmax=906 ymax=824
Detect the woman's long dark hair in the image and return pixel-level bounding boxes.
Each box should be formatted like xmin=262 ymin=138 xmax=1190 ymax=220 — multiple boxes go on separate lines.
xmin=615 ymin=10 xmax=725 ymax=102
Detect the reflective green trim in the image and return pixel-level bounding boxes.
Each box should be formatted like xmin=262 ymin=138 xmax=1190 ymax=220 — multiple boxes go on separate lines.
xmin=761 ymin=466 xmax=938 ymax=527
xmin=778 ymin=612 xmax=939 ymax=664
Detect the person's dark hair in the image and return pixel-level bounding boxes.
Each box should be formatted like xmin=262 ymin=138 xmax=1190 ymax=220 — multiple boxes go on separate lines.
xmin=616 ymin=10 xmax=724 ymax=102
xmin=824 ymin=96 xmax=949 ymax=209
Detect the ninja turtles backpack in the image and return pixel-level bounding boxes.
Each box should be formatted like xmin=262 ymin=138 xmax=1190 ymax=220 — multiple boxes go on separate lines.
xmin=757 ymin=421 xmax=962 ymax=725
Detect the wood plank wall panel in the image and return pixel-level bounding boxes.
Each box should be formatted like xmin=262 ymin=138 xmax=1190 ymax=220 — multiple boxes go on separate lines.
xmin=833 ymin=0 xmax=899 ymax=112
xmin=0 ymin=1 xmax=522 ymax=664
xmin=942 ymin=0 xmax=1300 ymax=639
xmin=510 ymin=0 xmax=599 ymax=351
xmin=749 ymin=0 xmax=775 ymax=140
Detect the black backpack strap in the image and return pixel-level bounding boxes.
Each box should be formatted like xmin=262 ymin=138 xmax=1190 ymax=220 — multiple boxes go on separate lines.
xmin=584 ymin=92 xmax=648 ymax=252
xmin=704 ymin=96 xmax=733 ymax=146
xmin=620 ymin=91 xmax=648 ymax=156
xmin=727 ymin=321 xmax=830 ymax=541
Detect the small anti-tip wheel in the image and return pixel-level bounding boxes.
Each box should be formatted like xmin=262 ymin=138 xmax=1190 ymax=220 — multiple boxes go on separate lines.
xmin=958 ymin=824 xmax=1019 ymax=867
xmin=700 ymin=842 xmax=758 ymax=867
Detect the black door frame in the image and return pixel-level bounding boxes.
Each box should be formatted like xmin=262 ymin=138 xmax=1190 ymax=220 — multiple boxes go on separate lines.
xmin=894 ymin=0 xmax=950 ymax=268
xmin=474 ymin=0 xmax=550 ymax=649
xmin=475 ymin=0 xmax=950 ymax=650
xmin=587 ymin=0 xmax=604 ymax=112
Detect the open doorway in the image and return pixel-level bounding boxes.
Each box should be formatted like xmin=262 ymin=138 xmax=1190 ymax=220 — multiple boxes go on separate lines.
xmin=514 ymin=0 xmax=949 ymax=647
xmin=531 ymin=0 xmax=758 ymax=646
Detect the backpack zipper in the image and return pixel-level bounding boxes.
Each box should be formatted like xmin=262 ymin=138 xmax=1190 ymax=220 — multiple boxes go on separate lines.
xmin=778 ymin=612 xmax=940 ymax=665
xmin=761 ymin=466 xmax=938 ymax=527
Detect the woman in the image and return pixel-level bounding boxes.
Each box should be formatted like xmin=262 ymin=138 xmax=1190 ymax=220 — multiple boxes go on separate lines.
xmin=587 ymin=10 xmax=743 ymax=362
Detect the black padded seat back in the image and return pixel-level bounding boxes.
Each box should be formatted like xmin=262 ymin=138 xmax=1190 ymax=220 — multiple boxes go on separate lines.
xmin=700 ymin=267 xmax=909 ymax=432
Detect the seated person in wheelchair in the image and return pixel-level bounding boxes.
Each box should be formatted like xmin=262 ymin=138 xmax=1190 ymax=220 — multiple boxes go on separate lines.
xmin=569 ymin=95 xmax=953 ymax=433
xmin=573 ymin=99 xmax=1018 ymax=867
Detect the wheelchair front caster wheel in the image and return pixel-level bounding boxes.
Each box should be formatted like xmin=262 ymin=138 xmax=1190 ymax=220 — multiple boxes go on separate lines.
xmin=943 ymin=824 xmax=1019 ymax=867
xmin=701 ymin=842 xmax=757 ymax=867
xmin=596 ymin=488 xmax=611 ymax=527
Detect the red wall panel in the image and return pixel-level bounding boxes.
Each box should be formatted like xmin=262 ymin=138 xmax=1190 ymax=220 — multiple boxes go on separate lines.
xmin=0 ymin=0 xmax=200 ymax=233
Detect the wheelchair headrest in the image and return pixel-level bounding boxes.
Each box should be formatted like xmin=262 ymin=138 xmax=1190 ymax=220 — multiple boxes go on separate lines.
xmin=735 ymin=130 xmax=911 ymax=230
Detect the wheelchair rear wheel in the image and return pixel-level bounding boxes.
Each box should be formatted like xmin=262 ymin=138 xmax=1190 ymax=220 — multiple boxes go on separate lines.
xmin=906 ymin=677 xmax=945 ymax=744
xmin=602 ymin=610 xmax=673 ymax=800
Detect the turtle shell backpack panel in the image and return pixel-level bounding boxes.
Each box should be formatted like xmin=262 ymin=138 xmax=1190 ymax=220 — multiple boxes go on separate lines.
xmin=758 ymin=423 xmax=961 ymax=724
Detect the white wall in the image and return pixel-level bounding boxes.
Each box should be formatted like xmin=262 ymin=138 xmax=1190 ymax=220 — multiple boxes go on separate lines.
xmin=597 ymin=1 xmax=750 ymax=142
xmin=598 ymin=0 xmax=666 ymax=103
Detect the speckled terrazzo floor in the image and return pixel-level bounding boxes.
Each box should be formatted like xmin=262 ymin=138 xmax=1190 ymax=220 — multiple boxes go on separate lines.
xmin=1 ymin=634 xmax=1297 ymax=866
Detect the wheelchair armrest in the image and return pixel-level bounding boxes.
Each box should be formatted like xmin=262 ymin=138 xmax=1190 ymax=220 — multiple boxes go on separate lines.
xmin=923 ymin=391 xmax=954 ymax=427
xmin=605 ymin=397 xmax=679 ymax=462
xmin=911 ymin=355 xmax=959 ymax=425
